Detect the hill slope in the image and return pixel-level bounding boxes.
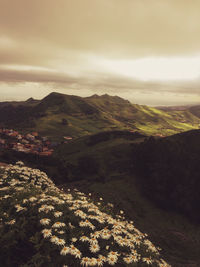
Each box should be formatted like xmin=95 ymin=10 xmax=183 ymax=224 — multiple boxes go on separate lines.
xmin=188 ymin=105 xmax=200 ymax=118
xmin=0 ymin=162 xmax=170 ymax=267
xmin=132 ymin=129 xmax=200 ymax=223
xmin=1 ymin=130 xmax=200 ymax=266
xmin=53 ymin=130 xmax=200 ymax=266
xmin=0 ymin=92 xmax=200 ymax=140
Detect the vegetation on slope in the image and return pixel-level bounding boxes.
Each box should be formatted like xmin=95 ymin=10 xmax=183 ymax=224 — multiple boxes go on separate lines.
xmin=132 ymin=129 xmax=200 ymax=223
xmin=0 ymin=92 xmax=199 ymax=140
xmin=188 ymin=105 xmax=200 ymax=118
xmin=1 ymin=130 xmax=200 ymax=266
xmin=53 ymin=130 xmax=200 ymax=266
xmin=0 ymin=161 xmax=170 ymax=267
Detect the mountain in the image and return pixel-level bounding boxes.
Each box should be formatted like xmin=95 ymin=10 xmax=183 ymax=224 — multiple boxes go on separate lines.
xmin=156 ymin=105 xmax=191 ymax=111
xmin=0 ymin=92 xmax=200 ymax=140
xmin=157 ymin=104 xmax=200 ymax=118
xmin=35 ymin=92 xmax=100 ymax=115
xmin=188 ymin=105 xmax=200 ymax=118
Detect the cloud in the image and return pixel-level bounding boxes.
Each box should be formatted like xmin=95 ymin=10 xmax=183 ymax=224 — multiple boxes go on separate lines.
xmin=1 ymin=0 xmax=200 ymax=58
xmin=0 ymin=0 xmax=200 ymax=105
xmin=0 ymin=64 xmax=200 ymax=97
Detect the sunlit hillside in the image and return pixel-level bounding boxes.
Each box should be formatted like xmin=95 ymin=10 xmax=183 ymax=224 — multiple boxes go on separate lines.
xmin=0 ymin=92 xmax=199 ymax=140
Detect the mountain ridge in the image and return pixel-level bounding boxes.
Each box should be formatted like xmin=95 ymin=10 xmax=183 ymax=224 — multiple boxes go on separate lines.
xmin=0 ymin=92 xmax=199 ymax=140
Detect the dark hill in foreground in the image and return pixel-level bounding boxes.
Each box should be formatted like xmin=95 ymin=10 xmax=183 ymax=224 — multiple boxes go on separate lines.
xmin=0 ymin=92 xmax=200 ymax=140
xmin=132 ymin=129 xmax=200 ymax=223
xmin=54 ymin=129 xmax=200 ymax=223
xmin=1 ymin=129 xmax=200 ymax=266
xmin=53 ymin=129 xmax=200 ymax=266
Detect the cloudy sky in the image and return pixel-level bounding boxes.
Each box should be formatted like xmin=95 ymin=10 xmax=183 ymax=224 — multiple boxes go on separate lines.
xmin=0 ymin=0 xmax=200 ymax=105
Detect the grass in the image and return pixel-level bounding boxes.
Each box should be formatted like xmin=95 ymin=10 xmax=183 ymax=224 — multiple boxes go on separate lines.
xmin=1 ymin=92 xmax=200 ymax=140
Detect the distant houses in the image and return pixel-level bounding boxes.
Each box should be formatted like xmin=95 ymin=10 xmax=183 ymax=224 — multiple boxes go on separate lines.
xmin=64 ymin=136 xmax=73 ymax=140
xmin=0 ymin=128 xmax=74 ymax=156
xmin=63 ymin=136 xmax=73 ymax=144
xmin=0 ymin=128 xmax=54 ymax=156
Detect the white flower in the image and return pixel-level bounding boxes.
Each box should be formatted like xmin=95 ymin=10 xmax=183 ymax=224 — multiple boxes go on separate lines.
xmin=52 ymin=222 xmax=66 ymax=228
xmin=40 ymin=218 xmax=51 ymax=225
xmin=143 ymin=257 xmax=152 ymax=265
xmin=42 ymin=229 xmax=52 ymax=238
xmin=58 ymin=230 xmax=65 ymax=234
xmin=107 ymin=256 xmax=118 ymax=265
xmin=50 ymin=235 xmax=59 ymax=244
xmin=81 ymin=257 xmax=90 ymax=266
xmin=55 ymin=238 xmax=66 ymax=246
xmin=89 ymin=243 xmax=100 ymax=253
xmin=15 ymin=204 xmax=26 ymax=212
xmin=39 ymin=205 xmax=55 ymax=213
xmin=54 ymin=211 xmax=63 ymax=217
xmin=80 ymin=236 xmax=89 ymax=242
xmin=70 ymin=245 xmax=82 ymax=259
xmin=29 ymin=197 xmax=37 ymax=202
xmin=96 ymin=257 xmax=104 ymax=266
xmin=108 ymin=251 xmax=120 ymax=258
xmin=123 ymin=256 xmax=133 ymax=264
xmin=6 ymin=219 xmax=16 ymax=225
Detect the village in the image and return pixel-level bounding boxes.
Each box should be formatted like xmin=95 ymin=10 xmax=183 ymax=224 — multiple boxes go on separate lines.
xmin=0 ymin=128 xmax=72 ymax=156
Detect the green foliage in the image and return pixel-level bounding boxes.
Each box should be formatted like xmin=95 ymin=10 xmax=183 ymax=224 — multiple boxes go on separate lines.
xmin=54 ymin=130 xmax=144 ymax=182
xmin=0 ymin=92 xmax=200 ymax=140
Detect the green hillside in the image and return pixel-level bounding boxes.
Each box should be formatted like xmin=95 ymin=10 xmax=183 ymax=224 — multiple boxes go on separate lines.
xmin=54 ymin=131 xmax=145 ymax=182
xmin=0 ymin=92 xmax=199 ymax=140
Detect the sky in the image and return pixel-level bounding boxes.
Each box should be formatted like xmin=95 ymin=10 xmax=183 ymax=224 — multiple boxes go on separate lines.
xmin=0 ymin=0 xmax=200 ymax=106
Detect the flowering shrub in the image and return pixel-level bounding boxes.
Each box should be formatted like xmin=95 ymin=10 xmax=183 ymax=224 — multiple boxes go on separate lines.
xmin=0 ymin=161 xmax=170 ymax=267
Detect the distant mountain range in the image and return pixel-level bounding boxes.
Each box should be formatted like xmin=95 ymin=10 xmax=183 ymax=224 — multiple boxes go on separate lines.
xmin=0 ymin=92 xmax=200 ymax=140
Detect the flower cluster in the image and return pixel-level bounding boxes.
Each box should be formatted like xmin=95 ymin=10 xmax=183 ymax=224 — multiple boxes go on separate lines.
xmin=0 ymin=162 xmax=171 ymax=266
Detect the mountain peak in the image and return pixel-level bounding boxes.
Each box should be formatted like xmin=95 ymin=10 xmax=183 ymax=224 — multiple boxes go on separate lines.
xmin=26 ymin=97 xmax=35 ymax=103
xmin=88 ymin=93 xmax=131 ymax=104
